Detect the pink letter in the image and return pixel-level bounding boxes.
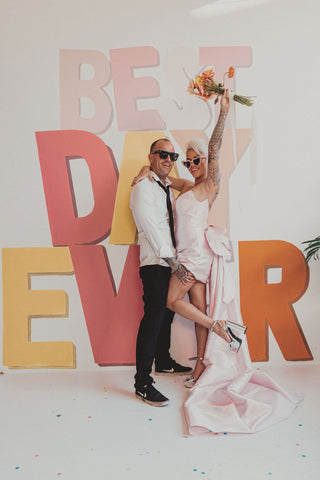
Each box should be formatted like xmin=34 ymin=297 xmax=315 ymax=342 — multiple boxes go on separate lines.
xmin=110 ymin=46 xmax=165 ymax=131
xmin=36 ymin=130 xmax=118 ymax=245
xmin=69 ymin=245 xmax=143 ymax=365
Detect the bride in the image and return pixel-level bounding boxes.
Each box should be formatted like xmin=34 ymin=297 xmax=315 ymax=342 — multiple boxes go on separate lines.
xmin=134 ymin=90 xmax=240 ymax=385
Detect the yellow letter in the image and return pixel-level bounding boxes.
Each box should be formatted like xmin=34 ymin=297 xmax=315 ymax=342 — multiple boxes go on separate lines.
xmin=2 ymin=247 xmax=75 ymax=369
xmin=109 ymin=131 xmax=179 ymax=245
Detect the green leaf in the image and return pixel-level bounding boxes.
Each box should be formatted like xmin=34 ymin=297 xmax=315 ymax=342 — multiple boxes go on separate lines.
xmin=302 ymin=236 xmax=320 ymax=262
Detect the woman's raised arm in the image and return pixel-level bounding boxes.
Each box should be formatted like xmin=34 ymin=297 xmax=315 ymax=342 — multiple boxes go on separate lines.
xmin=205 ymin=90 xmax=230 ymax=203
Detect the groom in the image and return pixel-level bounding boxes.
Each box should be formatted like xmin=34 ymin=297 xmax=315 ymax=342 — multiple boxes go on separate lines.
xmin=130 ymin=138 xmax=193 ymax=407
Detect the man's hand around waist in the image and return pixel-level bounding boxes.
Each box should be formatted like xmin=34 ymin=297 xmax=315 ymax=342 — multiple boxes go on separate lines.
xmin=164 ymin=257 xmax=195 ymax=285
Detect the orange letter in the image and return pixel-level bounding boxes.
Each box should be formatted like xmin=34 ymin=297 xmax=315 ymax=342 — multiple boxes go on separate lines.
xmin=239 ymin=240 xmax=312 ymax=361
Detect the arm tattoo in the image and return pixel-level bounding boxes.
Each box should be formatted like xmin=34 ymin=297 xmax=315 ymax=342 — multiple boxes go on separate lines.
xmin=207 ymin=110 xmax=228 ymax=188
xmin=164 ymin=257 xmax=195 ymax=285
xmin=164 ymin=257 xmax=179 ymax=272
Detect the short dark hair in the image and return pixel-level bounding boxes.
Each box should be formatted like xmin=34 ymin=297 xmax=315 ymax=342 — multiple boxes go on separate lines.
xmin=149 ymin=138 xmax=171 ymax=154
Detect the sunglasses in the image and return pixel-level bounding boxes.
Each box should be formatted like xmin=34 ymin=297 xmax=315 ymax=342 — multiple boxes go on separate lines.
xmin=182 ymin=156 xmax=201 ymax=169
xmin=152 ymin=150 xmax=179 ymax=162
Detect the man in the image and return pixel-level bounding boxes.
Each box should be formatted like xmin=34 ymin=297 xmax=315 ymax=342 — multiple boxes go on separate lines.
xmin=130 ymin=138 xmax=193 ymax=407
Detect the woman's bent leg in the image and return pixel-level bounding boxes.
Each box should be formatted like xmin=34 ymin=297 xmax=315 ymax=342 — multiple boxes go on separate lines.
xmin=188 ymin=282 xmax=208 ymax=381
xmin=167 ymin=274 xmax=231 ymax=343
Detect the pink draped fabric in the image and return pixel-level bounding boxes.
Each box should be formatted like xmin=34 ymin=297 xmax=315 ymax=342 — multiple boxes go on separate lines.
xmin=184 ymin=226 xmax=301 ymax=435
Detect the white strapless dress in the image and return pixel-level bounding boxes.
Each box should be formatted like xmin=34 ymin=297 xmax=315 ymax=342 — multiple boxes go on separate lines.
xmin=174 ymin=190 xmax=301 ymax=435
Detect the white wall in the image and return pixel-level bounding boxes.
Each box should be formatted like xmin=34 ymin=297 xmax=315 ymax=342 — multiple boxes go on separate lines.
xmin=1 ymin=0 xmax=320 ymax=371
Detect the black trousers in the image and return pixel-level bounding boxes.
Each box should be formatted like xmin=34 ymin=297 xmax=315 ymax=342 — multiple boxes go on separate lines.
xmin=134 ymin=265 xmax=175 ymax=390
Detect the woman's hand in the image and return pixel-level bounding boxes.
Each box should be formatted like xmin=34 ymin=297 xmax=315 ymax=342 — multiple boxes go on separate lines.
xmin=131 ymin=165 xmax=153 ymax=186
xmin=220 ymin=88 xmax=230 ymax=115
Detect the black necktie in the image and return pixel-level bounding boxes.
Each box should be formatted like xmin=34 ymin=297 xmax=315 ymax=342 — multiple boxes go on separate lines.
xmin=156 ymin=181 xmax=176 ymax=248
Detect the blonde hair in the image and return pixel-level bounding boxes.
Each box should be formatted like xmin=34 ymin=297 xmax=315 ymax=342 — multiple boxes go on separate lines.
xmin=185 ymin=138 xmax=208 ymax=158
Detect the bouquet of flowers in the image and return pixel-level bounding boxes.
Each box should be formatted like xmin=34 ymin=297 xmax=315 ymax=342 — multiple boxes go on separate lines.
xmin=188 ymin=67 xmax=254 ymax=106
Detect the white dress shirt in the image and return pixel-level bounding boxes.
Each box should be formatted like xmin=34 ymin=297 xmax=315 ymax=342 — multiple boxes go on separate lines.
xmin=130 ymin=172 xmax=176 ymax=267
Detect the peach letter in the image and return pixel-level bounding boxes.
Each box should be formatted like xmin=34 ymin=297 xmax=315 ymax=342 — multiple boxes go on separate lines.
xmin=110 ymin=46 xmax=165 ymax=131
xmin=2 ymin=247 xmax=75 ymax=369
xmin=199 ymin=46 xmax=252 ymax=86
xmin=36 ymin=130 xmax=118 ymax=246
xmin=239 ymin=240 xmax=312 ymax=361
xmin=60 ymin=50 xmax=113 ymax=134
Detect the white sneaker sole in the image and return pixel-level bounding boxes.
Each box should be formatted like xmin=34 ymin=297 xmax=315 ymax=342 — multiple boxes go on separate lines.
xmin=135 ymin=393 xmax=169 ymax=407
xmin=154 ymin=370 xmax=192 ymax=376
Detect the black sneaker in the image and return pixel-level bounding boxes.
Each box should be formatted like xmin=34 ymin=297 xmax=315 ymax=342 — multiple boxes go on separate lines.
xmin=135 ymin=384 xmax=169 ymax=407
xmin=155 ymin=360 xmax=193 ymax=376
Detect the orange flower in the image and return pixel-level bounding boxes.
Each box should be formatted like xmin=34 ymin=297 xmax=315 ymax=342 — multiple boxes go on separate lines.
xmin=201 ymin=68 xmax=215 ymax=80
xmin=228 ymin=66 xmax=235 ymax=78
xmin=197 ymin=83 xmax=204 ymax=95
xmin=195 ymin=75 xmax=203 ymax=86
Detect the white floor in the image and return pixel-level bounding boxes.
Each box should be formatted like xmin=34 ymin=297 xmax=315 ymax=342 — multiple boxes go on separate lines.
xmin=0 ymin=365 xmax=319 ymax=480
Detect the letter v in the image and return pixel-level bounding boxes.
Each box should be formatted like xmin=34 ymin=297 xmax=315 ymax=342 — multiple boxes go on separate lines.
xmin=69 ymin=244 xmax=143 ymax=365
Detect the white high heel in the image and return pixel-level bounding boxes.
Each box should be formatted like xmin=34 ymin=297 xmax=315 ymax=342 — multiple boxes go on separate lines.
xmin=210 ymin=320 xmax=246 ymax=353
xmin=225 ymin=319 xmax=247 ymax=335
xmin=184 ymin=375 xmax=196 ymax=388
xmin=185 ymin=356 xmax=204 ymax=389
xmin=227 ymin=328 xmax=242 ymax=353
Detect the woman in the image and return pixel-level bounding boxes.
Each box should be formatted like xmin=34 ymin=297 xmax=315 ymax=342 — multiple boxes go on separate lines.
xmin=134 ymin=91 xmax=243 ymax=386
xmin=164 ymin=90 xmax=237 ymax=388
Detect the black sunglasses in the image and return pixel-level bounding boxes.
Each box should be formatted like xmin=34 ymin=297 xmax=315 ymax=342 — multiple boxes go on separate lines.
xmin=182 ymin=157 xmax=201 ymax=169
xmin=152 ymin=150 xmax=179 ymax=162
